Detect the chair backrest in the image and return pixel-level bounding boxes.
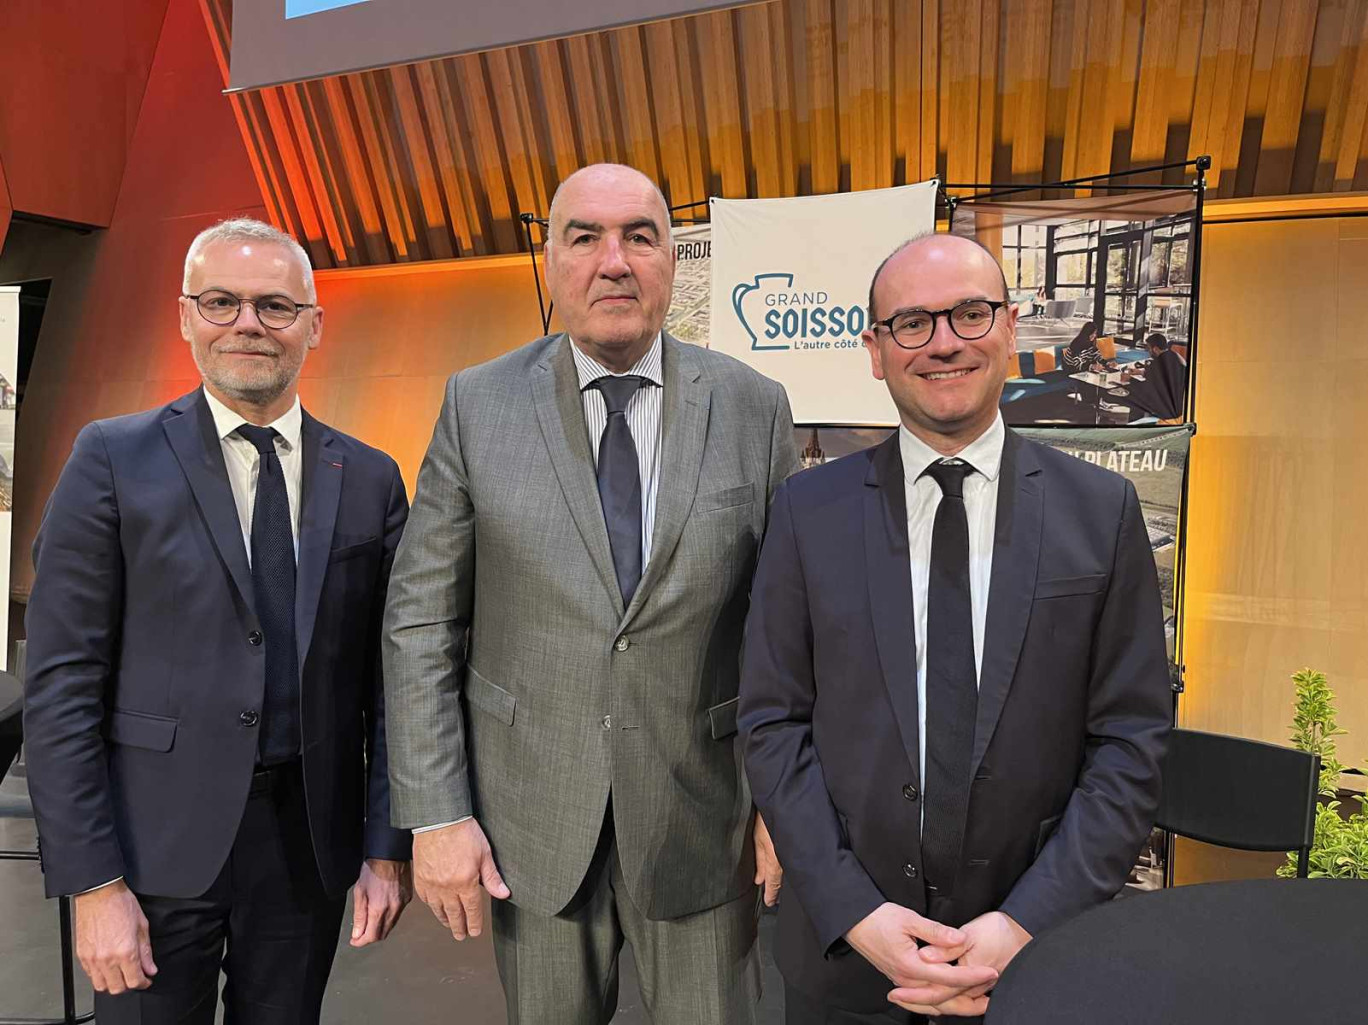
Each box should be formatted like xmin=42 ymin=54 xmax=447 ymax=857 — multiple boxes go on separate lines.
xmin=1033 ymin=348 xmax=1056 ymax=373
xmin=1044 ymin=299 xmax=1075 ymax=319
xmin=1006 ymin=353 xmax=1023 ymax=380
xmin=1156 ymin=728 xmax=1319 ymax=874
xmin=1096 ymin=335 xmax=1117 ymax=359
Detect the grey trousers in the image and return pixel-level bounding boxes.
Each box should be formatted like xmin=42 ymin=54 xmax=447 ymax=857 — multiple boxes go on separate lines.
xmin=491 ymin=819 xmax=761 ymax=1025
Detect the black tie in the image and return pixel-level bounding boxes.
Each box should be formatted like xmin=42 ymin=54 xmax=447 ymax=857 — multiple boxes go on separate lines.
xmin=593 ymin=376 xmax=646 ymax=606
xmin=921 ymin=459 xmax=977 ymax=900
xmin=237 ymin=424 xmax=300 ymax=766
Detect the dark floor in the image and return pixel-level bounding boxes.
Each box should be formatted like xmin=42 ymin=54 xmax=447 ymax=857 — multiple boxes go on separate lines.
xmin=0 ymin=772 xmax=787 ymax=1023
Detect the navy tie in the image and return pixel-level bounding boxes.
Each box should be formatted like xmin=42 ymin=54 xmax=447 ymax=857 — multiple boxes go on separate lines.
xmin=593 ymin=376 xmax=646 ymax=606
xmin=237 ymin=424 xmax=300 ymax=766
xmin=921 ymin=459 xmax=977 ymax=901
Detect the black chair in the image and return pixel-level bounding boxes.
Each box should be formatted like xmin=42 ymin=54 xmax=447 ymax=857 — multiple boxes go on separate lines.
xmin=1156 ymin=727 xmax=1320 ymax=881
xmin=0 ymin=670 xmax=93 ymax=1025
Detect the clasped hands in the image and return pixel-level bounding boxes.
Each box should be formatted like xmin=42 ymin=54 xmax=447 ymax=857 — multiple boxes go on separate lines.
xmin=846 ymin=902 xmax=1032 ymax=1017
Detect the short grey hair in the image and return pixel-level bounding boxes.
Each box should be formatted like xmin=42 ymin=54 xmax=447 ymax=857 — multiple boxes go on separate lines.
xmin=183 ymin=218 xmax=315 ymax=301
xmin=545 ymin=164 xmax=673 ymax=250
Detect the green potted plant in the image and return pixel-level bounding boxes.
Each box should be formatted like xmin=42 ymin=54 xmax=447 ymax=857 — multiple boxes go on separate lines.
xmin=1278 ymin=668 xmax=1368 ymax=879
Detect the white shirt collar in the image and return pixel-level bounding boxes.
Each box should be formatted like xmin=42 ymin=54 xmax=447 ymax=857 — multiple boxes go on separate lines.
xmin=899 ymin=412 xmax=1006 ymax=485
xmin=570 ymin=333 xmax=665 ymax=390
xmin=202 ymin=386 xmax=303 ymax=451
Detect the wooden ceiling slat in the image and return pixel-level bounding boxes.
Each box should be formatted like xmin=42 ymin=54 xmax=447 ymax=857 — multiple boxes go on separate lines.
xmin=320 ymin=76 xmax=390 ymax=263
xmin=206 ymin=0 xmax=1368 ymax=268
xmin=738 ymin=4 xmax=782 ymax=197
xmin=1334 ymin=1 xmax=1368 ymax=188
xmin=1133 ymin=0 xmax=1184 ymax=168
xmin=412 ymin=63 xmax=476 ymax=254
xmin=1010 ymin=0 xmax=1053 ymax=180
xmin=282 ymin=84 xmax=350 ymax=264
xmin=699 ymin=10 xmax=750 ymax=197
xmin=358 ymin=73 xmax=421 ymax=259
xmin=920 ymin=0 xmax=941 ymax=182
xmin=1256 ymin=0 xmax=1321 ymax=193
xmin=977 ymin=0 xmax=1001 ymax=185
xmin=1312 ymin=0 xmax=1365 ymax=192
xmin=805 ymin=0 xmax=842 ymax=195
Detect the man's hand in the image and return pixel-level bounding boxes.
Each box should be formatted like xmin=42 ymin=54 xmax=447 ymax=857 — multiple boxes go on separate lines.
xmin=753 ymin=813 xmax=782 ymax=907
xmin=73 ymin=880 xmax=157 ymax=994
xmin=413 ymin=819 xmax=510 ymax=941
xmin=890 ymin=910 xmax=1032 ymax=1017
xmin=349 ymin=858 xmax=413 ymax=947
xmin=845 ymin=902 xmax=998 ymax=1015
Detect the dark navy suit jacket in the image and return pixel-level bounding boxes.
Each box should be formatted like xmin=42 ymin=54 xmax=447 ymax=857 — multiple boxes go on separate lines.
xmin=740 ymin=429 xmax=1171 ymax=1014
xmin=24 ymin=387 xmax=411 ymax=899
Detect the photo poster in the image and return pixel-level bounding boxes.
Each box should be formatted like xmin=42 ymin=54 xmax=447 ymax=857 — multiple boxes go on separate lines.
xmin=950 ymin=190 xmax=1198 ymax=428
xmin=710 ymin=182 xmax=939 ymax=425
xmin=665 ymin=223 xmax=711 ymax=347
xmin=792 ymin=423 xmax=1190 ymax=890
xmin=0 ymin=286 xmax=17 ymax=667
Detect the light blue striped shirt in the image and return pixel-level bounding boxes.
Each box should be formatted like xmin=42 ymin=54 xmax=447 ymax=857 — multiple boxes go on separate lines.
xmin=571 ymin=333 xmax=664 ymax=571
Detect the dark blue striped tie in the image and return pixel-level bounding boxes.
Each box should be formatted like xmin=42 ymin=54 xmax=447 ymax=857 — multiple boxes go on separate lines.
xmin=236 ymin=424 xmax=300 ymax=766
xmin=593 ymin=376 xmax=646 ymax=606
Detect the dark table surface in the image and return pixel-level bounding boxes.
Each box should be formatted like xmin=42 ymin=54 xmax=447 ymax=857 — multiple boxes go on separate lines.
xmin=985 ymin=878 xmax=1368 ymax=1025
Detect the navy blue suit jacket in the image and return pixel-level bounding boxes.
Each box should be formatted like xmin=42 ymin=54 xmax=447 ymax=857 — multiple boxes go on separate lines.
xmin=740 ymin=429 xmax=1171 ymax=1014
xmin=24 ymin=388 xmax=412 ymax=899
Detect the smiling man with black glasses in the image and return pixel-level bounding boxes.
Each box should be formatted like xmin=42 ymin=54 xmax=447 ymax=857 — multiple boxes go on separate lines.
xmin=740 ymin=232 xmax=1171 ymax=1023
xmin=24 ymin=218 xmax=413 ymax=1024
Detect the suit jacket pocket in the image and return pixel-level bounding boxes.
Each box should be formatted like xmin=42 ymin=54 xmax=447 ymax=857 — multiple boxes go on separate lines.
xmin=329 ymin=536 xmax=380 ymax=563
xmin=707 ymin=696 xmax=739 ymax=739
xmin=1034 ymin=573 xmax=1107 ymax=599
xmin=1034 ymin=813 xmax=1064 ymax=858
xmin=107 ymin=709 xmax=178 ymax=752
xmin=696 ymin=483 xmax=754 ymax=514
xmin=466 ymin=667 xmax=516 ymax=727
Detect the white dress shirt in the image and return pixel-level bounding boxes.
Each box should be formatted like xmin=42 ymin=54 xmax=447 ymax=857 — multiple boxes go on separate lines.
xmin=571 ymin=332 xmax=664 ymax=570
xmin=414 ymin=335 xmax=666 ymax=836
xmin=901 ymin=414 xmax=1005 ymax=798
xmin=203 ymin=387 xmax=304 ymax=562
xmin=76 ymin=388 xmax=305 ymax=895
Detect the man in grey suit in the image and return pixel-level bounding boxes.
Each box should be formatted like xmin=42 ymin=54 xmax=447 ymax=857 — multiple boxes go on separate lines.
xmin=383 ymin=163 xmax=798 ymax=1024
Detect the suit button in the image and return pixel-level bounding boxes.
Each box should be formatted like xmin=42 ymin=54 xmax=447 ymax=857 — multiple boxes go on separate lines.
xmin=903 ymin=784 xmax=919 ymax=802
xmin=601 ymin=715 xmax=614 ymax=730
xmin=903 ymin=862 xmax=918 ymax=879
xmin=240 ymin=709 xmax=259 ymax=727
xmin=614 ymin=636 xmax=630 ymax=652
xmin=248 ymin=630 xmax=263 ymax=646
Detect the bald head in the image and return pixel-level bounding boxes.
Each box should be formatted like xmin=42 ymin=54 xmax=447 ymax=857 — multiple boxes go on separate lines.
xmin=867 ymin=233 xmax=1009 ymax=321
xmin=547 ymin=164 xmax=671 ymax=247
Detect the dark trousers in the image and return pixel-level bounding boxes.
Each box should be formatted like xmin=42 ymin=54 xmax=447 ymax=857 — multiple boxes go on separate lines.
xmin=93 ymin=761 xmax=346 ymax=1025
xmin=785 ymin=984 xmax=927 ymax=1025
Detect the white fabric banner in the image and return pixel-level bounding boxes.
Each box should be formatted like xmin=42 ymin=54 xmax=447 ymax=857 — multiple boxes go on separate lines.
xmin=709 ymin=182 xmax=938 ymax=424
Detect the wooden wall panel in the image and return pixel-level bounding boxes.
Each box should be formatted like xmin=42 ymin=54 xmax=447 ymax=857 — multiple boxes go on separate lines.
xmin=200 ymin=0 xmax=1368 ymax=265
xmin=1185 ymin=214 xmax=1368 ymax=752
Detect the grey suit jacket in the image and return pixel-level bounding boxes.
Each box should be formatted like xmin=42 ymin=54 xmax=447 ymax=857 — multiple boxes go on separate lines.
xmin=384 ymin=333 xmax=798 ymax=920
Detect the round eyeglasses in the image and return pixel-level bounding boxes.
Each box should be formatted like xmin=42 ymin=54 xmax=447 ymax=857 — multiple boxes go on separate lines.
xmin=184 ymin=289 xmax=315 ymax=329
xmin=872 ymin=299 xmax=1007 ymax=350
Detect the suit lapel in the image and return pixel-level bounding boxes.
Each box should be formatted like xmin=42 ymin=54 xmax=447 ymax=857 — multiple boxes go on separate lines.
xmin=294 ymin=412 xmax=343 ymax=672
xmin=162 ymin=389 xmax=255 ymax=615
xmin=973 ymin=430 xmax=1043 ymax=773
xmin=621 ymin=335 xmax=709 ymax=628
xmin=531 ymin=335 xmax=624 ymax=613
xmin=864 ymin=434 xmax=921 ymax=784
